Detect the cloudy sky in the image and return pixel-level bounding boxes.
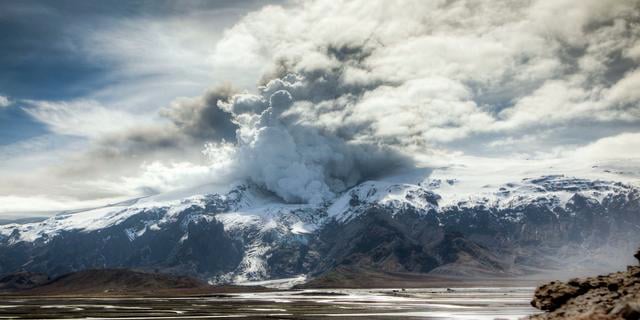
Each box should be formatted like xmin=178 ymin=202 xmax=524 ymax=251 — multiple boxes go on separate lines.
xmin=1 ymin=0 xmax=639 ymax=217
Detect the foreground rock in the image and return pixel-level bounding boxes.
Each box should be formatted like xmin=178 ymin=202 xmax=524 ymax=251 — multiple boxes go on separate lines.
xmin=530 ymin=249 xmax=640 ymax=320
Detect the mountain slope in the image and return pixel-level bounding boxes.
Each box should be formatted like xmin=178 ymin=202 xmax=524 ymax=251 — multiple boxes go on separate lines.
xmin=0 ymin=174 xmax=638 ymax=286
xmin=0 ymin=272 xmax=49 ymax=292
xmin=26 ymin=269 xmax=208 ymax=295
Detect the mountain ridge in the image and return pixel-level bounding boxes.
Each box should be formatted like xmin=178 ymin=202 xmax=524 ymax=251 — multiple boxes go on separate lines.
xmin=1 ymin=173 xmax=639 ymax=286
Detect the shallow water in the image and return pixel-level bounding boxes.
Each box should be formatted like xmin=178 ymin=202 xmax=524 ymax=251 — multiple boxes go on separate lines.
xmin=0 ymin=287 xmax=539 ymax=319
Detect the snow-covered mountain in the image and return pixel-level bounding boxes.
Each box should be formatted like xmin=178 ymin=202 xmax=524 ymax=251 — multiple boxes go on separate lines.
xmin=1 ymin=170 xmax=639 ymax=285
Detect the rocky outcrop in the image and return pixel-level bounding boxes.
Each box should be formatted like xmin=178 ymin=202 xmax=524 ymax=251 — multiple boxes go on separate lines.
xmin=530 ymin=249 xmax=640 ymax=320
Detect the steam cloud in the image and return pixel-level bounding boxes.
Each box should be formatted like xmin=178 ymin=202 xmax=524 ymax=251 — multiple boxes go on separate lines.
xmin=200 ymin=73 xmax=412 ymax=204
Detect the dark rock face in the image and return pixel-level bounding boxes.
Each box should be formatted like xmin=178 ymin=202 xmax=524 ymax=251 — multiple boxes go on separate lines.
xmin=530 ymin=251 xmax=640 ymax=320
xmin=310 ymin=207 xmax=507 ymax=277
xmin=312 ymin=208 xmax=444 ymax=274
xmin=0 ymin=206 xmax=244 ymax=279
xmin=310 ymin=182 xmax=640 ymax=278
xmin=440 ymin=192 xmax=636 ymax=250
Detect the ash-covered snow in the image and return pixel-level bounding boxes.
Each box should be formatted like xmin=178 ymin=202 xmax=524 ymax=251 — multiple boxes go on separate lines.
xmin=0 ymin=183 xmax=249 ymax=243
xmin=214 ymin=201 xmax=326 ymax=282
xmin=0 ymin=172 xmax=636 ymax=241
xmin=424 ymin=174 xmax=637 ymax=216
xmin=327 ymin=180 xmax=440 ymax=222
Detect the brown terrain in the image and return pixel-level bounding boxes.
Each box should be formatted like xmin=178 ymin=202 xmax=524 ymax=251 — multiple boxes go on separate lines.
xmin=530 ymin=249 xmax=640 ymax=320
xmin=0 ymin=268 xmax=268 ymax=297
xmin=298 ymin=265 xmax=539 ymax=289
xmin=0 ymin=271 xmax=49 ymax=291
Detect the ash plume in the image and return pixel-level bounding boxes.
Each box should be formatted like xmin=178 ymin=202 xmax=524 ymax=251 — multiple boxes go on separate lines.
xmin=203 ymin=73 xmax=413 ymax=204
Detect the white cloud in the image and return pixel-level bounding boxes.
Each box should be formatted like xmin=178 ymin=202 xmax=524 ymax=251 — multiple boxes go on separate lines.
xmin=4 ymin=0 xmax=640 ymax=214
xmin=0 ymin=95 xmax=10 ymax=108
xmin=115 ymin=161 xmax=228 ymax=195
xmin=606 ymin=69 xmax=640 ymax=106
xmin=79 ymin=9 xmax=264 ymax=111
xmin=574 ymin=132 xmax=640 ymax=160
xmin=210 ymin=0 xmax=640 ymax=147
xmin=0 ymin=195 xmax=128 ymax=217
xmin=23 ymin=99 xmax=154 ymax=138
xmin=349 ymin=78 xmax=493 ymax=143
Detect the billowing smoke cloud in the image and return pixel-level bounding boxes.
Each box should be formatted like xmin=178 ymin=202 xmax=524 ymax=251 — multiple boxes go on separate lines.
xmin=202 ymin=74 xmax=412 ymax=204
xmin=53 ymin=73 xmax=413 ymax=204
xmin=161 ymin=86 xmax=239 ymax=142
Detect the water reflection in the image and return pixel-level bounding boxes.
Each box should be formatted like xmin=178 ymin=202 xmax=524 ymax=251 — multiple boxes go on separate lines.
xmin=0 ymin=287 xmax=539 ymax=319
